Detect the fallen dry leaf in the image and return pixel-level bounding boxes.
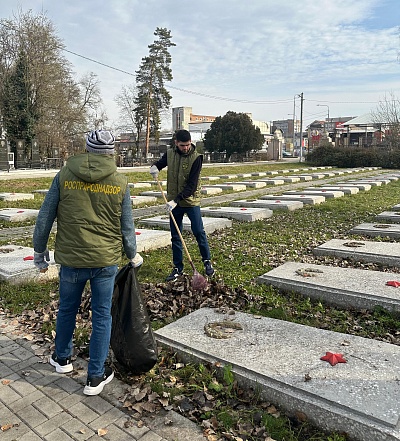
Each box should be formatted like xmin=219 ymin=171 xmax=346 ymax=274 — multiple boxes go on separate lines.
xmin=97 ymin=428 xmax=108 ymax=436
xmin=1 ymin=423 xmax=14 ymax=432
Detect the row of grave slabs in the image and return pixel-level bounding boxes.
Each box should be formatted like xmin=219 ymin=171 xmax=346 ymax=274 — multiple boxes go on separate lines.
xmin=155 ymin=172 xmax=400 ymax=441
xmin=0 ymin=169 xmax=396 ymax=284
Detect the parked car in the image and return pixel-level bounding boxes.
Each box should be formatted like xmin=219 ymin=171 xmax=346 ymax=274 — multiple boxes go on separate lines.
xmin=282 ymin=151 xmax=292 ymax=157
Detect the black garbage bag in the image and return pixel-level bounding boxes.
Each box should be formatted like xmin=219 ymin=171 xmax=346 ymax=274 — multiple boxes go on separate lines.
xmin=111 ymin=263 xmax=158 ymax=374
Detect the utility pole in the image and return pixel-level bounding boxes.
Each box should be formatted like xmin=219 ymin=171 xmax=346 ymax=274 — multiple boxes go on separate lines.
xmin=299 ymin=92 xmax=304 ymax=163
xmin=292 ymin=96 xmax=296 ymax=153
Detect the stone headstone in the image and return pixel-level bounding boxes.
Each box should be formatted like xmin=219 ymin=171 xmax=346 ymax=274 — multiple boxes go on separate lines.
xmin=257 ymin=261 xmax=400 ymax=313
xmin=260 ymin=194 xmax=325 ymax=205
xmin=0 ymin=208 xmax=39 ymax=222
xmin=313 ymin=238 xmax=400 ymax=267
xmin=200 ymin=206 xmax=273 ymax=222
xmin=231 ymin=199 xmax=303 ymax=211
xmin=139 ymin=215 xmax=232 ymax=233
xmin=155 ymin=307 xmax=400 ymax=441
xmin=0 ymin=245 xmax=57 ymax=283
xmin=0 ymin=193 xmax=34 ymax=201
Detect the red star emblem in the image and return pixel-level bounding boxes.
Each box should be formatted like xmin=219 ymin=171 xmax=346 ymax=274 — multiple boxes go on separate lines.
xmin=386 ymin=280 xmax=400 ymax=287
xmin=320 ymin=352 xmax=347 ymax=366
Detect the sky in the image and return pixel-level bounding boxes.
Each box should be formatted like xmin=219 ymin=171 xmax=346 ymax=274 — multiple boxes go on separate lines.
xmin=1 ymin=0 xmax=399 ymax=132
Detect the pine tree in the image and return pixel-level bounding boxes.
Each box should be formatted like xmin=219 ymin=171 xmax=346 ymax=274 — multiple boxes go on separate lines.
xmin=134 ymin=28 xmax=175 ymax=159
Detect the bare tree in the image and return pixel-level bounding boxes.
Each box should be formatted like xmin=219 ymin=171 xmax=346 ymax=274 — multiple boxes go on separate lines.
xmin=115 ymin=84 xmax=143 ymax=154
xmin=371 ymin=92 xmax=400 ymax=150
xmin=0 ymin=10 xmax=87 ymax=159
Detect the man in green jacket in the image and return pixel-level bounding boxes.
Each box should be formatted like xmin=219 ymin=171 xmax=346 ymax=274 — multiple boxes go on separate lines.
xmin=33 ymin=130 xmax=141 ymax=396
xmin=150 ymin=129 xmax=214 ymax=281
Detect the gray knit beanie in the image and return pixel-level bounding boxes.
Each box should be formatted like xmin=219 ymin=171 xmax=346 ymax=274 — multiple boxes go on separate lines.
xmin=86 ymin=130 xmax=115 ymax=154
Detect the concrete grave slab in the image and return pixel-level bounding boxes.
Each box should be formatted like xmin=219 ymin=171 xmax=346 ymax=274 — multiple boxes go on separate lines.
xmin=200 ymin=186 xmax=223 ymax=195
xmin=291 ymin=175 xmax=313 ymax=181
xmin=376 ymin=211 xmax=400 ymax=223
xmin=335 ymin=182 xmax=372 ymax=191
xmin=128 ymin=182 xmax=152 ymax=189
xmin=139 ymin=215 xmax=232 ymax=233
xmin=379 ymin=175 xmax=399 ymax=181
xmin=305 ymin=186 xmax=359 ymax=195
xmin=139 ymin=190 xmax=163 ymax=198
xmin=251 ymin=172 xmax=267 ymax=177
xmin=331 ymin=171 xmax=345 ymax=175
xmin=288 ymin=168 xmax=300 ymax=172
xmin=130 ymin=195 xmax=158 ymax=205
xmin=392 ymin=204 xmax=400 ymax=212
xmin=0 ymin=244 xmax=57 ymax=284
xmin=202 ymin=176 xmax=220 ymax=181
xmin=237 ymin=173 xmax=252 ymax=178
xmin=0 ymin=208 xmax=39 ymax=222
xmin=347 ymin=180 xmax=383 ymax=186
xmin=274 ymin=176 xmax=301 ymax=183
xmin=156 ymin=307 xmax=400 ymax=441
xmin=309 ymin=174 xmax=327 ymax=179
xmin=148 ymin=180 xmax=167 ymax=186
xmin=260 ymin=194 xmax=325 ymax=205
xmin=350 ymin=223 xmax=400 ymax=239
xmin=210 ymin=184 xmax=247 ymax=191
xmin=313 ymin=238 xmax=400 ymax=267
xmin=284 ymin=189 xmax=345 ymax=198
xmin=32 ymin=189 xmax=49 ymax=194
xmin=200 ymin=206 xmax=273 ymax=221
xmin=230 ymin=181 xmax=267 ymax=188
xmin=258 ymin=261 xmax=400 ymax=312
xmin=0 ymin=192 xmax=34 ymax=201
xmin=135 ymin=228 xmax=171 ymax=252
xmin=266 ymin=170 xmax=279 ymax=175
xmin=219 ymin=174 xmax=238 ymax=179
xmin=255 ymin=179 xmax=285 ymax=185
xmin=353 ymin=178 xmax=391 ymax=185
xmin=231 ymin=198 xmax=303 ymax=211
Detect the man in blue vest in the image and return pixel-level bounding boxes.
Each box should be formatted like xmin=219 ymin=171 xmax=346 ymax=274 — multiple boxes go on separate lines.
xmin=33 ymin=130 xmax=142 ymax=396
xmin=150 ymin=129 xmax=214 ymax=281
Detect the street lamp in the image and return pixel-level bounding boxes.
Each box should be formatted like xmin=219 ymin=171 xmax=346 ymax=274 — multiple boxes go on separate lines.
xmin=317 ymin=104 xmax=330 ymax=134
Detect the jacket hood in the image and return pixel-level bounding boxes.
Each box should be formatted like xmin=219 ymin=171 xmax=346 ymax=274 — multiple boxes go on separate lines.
xmin=66 ymin=153 xmax=117 ymax=183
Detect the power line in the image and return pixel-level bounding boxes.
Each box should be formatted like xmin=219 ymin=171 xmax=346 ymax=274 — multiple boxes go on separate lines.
xmin=63 ymin=48 xmax=296 ymax=105
xmin=65 ymin=48 xmax=386 ymax=107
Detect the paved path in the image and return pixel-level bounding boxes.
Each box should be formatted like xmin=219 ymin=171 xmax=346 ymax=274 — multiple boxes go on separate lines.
xmin=0 ymin=315 xmax=204 ymax=441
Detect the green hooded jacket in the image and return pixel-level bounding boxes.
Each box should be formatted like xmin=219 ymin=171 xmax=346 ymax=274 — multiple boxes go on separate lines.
xmin=55 ymin=153 xmax=127 ymax=267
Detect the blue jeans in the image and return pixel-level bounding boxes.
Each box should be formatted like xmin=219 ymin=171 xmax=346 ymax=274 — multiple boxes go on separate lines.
xmin=169 ymin=205 xmax=211 ymax=271
xmin=55 ymin=265 xmax=118 ymax=377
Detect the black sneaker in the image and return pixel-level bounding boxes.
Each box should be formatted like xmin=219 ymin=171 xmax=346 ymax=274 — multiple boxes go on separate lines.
xmin=49 ymin=353 xmax=73 ymax=374
xmin=83 ymin=366 xmax=114 ymax=396
xmin=204 ymin=260 xmax=215 ymax=277
xmin=166 ymin=267 xmax=183 ymax=281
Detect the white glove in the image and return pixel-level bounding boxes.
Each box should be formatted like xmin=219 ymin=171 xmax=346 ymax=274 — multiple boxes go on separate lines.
xmin=166 ymin=200 xmax=177 ymax=212
xmin=150 ymin=165 xmax=159 ymax=179
xmin=34 ymin=249 xmax=50 ymax=270
xmin=131 ymin=253 xmax=143 ymax=268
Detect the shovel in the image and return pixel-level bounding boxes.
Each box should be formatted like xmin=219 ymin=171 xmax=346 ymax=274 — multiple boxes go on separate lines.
xmin=156 ymin=177 xmax=208 ymax=291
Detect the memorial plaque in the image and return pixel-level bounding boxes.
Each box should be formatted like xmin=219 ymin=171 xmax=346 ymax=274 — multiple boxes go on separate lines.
xmin=0 ymin=139 xmax=8 ymax=171
xmin=31 ymin=139 xmax=40 ymax=168
xmin=15 ymin=139 xmax=25 ymax=169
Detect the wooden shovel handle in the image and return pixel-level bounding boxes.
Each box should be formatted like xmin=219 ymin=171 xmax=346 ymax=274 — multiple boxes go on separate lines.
xmin=155 ymin=177 xmax=196 ymax=271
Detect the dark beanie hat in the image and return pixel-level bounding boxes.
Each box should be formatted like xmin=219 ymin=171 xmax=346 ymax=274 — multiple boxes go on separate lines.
xmin=86 ymin=130 xmax=115 ymax=154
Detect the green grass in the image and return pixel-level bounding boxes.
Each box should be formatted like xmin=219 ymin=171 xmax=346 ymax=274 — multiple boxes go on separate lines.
xmin=1 ymin=165 xmax=399 ymax=441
